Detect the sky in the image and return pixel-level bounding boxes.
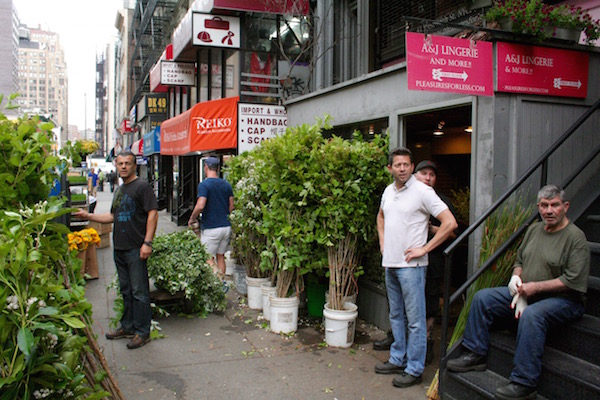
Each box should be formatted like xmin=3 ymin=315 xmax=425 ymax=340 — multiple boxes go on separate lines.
xmin=15 ymin=0 xmax=123 ymax=130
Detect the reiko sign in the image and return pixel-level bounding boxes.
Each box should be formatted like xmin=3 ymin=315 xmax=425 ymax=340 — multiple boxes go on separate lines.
xmin=160 ymin=97 xmax=238 ymax=155
xmin=406 ymin=32 xmax=493 ymax=96
xmin=496 ymin=42 xmax=588 ymax=98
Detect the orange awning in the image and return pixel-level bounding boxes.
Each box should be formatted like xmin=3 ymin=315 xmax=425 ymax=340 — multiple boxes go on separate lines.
xmin=160 ymin=97 xmax=238 ymax=155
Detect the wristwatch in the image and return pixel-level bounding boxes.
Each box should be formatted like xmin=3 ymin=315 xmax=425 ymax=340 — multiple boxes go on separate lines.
xmin=143 ymin=240 xmax=153 ymax=248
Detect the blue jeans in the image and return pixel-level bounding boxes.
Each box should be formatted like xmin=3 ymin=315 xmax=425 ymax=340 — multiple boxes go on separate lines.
xmin=463 ymin=286 xmax=585 ymax=387
xmin=385 ymin=266 xmax=427 ymax=377
xmin=114 ymin=249 xmax=152 ymax=337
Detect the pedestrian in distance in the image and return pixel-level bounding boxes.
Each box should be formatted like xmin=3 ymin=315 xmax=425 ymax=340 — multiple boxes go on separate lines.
xmin=188 ymin=156 xmax=234 ymax=281
xmin=375 ymin=147 xmax=457 ymax=388
xmin=107 ymin=170 xmax=116 ymax=193
xmin=75 ymin=151 xmax=158 ymax=350
xmin=98 ymin=169 xmax=105 ymax=192
xmin=414 ymin=160 xmax=458 ymax=365
xmin=88 ymin=168 xmax=98 ymax=197
xmin=446 ymin=185 xmax=589 ymax=400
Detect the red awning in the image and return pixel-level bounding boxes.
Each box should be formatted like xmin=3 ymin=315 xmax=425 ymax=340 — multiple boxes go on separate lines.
xmin=160 ymin=97 xmax=238 ymax=155
xmin=131 ymin=139 xmax=143 ymax=156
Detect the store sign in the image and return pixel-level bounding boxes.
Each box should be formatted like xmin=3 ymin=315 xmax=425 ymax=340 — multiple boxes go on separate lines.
xmin=161 ymin=97 xmax=239 ymax=155
xmin=238 ymin=104 xmax=287 ymax=154
xmin=406 ymin=32 xmax=493 ymax=96
xmin=496 ymin=42 xmax=588 ymax=98
xmin=212 ymin=0 xmax=309 ymax=15
xmin=161 ymin=61 xmax=196 ymax=86
xmin=192 ymin=13 xmax=240 ymax=49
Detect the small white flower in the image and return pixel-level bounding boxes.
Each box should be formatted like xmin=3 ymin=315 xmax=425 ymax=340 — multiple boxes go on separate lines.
xmin=6 ymin=295 xmax=19 ymax=311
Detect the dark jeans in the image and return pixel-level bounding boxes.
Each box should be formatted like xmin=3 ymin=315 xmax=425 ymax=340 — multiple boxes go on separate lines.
xmin=462 ymin=286 xmax=585 ymax=387
xmin=114 ymin=248 xmax=152 ymax=337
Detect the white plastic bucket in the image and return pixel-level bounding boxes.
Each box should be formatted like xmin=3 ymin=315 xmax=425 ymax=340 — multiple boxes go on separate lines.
xmin=323 ymin=302 xmax=358 ymax=348
xmin=269 ymin=296 xmax=300 ymax=334
xmin=246 ymin=276 xmax=270 ymax=310
xmin=261 ymin=282 xmax=277 ymax=320
xmin=232 ymin=265 xmax=247 ymax=295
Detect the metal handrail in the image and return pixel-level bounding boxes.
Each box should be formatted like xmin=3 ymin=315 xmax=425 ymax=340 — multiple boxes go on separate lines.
xmin=438 ymin=96 xmax=600 ymax=394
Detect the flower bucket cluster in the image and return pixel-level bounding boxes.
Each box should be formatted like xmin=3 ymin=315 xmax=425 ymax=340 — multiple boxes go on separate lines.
xmin=226 ymin=117 xmax=390 ymax=311
xmin=67 ymin=228 xmax=100 ymax=251
xmin=485 ymin=0 xmax=600 ymax=43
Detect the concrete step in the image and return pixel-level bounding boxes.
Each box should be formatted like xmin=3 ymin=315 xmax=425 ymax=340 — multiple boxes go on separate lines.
xmin=488 ymin=331 xmax=600 ymax=400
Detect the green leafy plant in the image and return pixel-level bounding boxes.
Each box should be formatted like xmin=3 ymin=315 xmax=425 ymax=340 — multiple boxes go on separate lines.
xmin=226 ymin=153 xmax=270 ymax=279
xmin=0 ymin=95 xmax=119 ymax=398
xmin=147 ymin=230 xmax=227 ymax=316
xmin=484 ymin=0 xmax=600 ymax=43
xmin=314 ymin=133 xmax=389 ymax=310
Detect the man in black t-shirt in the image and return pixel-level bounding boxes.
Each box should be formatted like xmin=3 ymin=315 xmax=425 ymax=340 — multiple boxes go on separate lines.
xmin=76 ymin=151 xmax=158 ymax=349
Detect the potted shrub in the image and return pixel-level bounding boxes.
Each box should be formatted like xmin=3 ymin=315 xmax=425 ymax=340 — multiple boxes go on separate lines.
xmin=484 ymin=0 xmax=600 ymax=43
xmin=147 ymin=229 xmax=227 ymax=316
xmin=226 ymin=152 xmax=272 ymax=307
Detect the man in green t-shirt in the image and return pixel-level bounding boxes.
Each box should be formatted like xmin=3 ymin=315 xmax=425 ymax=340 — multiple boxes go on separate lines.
xmin=446 ymin=185 xmax=590 ymax=400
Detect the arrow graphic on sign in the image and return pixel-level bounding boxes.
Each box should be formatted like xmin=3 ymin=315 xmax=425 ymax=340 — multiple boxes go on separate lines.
xmin=432 ymin=69 xmax=468 ymax=82
xmin=553 ymin=78 xmax=582 ymax=89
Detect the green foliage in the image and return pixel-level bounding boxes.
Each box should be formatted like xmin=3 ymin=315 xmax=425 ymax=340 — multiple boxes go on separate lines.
xmin=0 ymin=101 xmax=60 ymax=210
xmin=147 ymin=230 xmax=227 ymax=315
xmin=226 ymin=116 xmax=389 ymax=304
xmin=67 ymin=176 xmax=87 ymax=185
xmin=226 ymin=152 xmax=270 ymax=279
xmin=450 ymin=186 xmax=470 ymax=226
xmin=0 ymin=101 xmax=110 ymax=398
xmin=0 ymin=199 xmax=108 ymax=398
xmin=449 ymin=194 xmax=535 ymax=346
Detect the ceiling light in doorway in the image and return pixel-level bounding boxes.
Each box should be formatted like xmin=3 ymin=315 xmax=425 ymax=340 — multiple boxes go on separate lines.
xmin=465 ymin=126 xmax=473 ymax=133
xmin=433 ymin=130 xmax=444 ymax=136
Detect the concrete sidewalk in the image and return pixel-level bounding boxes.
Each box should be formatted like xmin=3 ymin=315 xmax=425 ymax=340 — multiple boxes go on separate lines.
xmin=85 ymin=189 xmax=435 ymax=399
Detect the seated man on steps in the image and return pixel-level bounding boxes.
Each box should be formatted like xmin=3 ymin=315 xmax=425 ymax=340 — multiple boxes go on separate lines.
xmin=447 ymin=185 xmax=590 ymax=400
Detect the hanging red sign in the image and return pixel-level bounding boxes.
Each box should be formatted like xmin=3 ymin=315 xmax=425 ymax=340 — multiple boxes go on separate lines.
xmin=406 ymin=32 xmax=493 ymax=96
xmin=496 ymin=42 xmax=588 ymax=98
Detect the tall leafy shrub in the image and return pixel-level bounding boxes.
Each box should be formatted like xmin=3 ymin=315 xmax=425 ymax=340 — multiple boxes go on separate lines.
xmin=0 ymin=97 xmax=113 ymax=398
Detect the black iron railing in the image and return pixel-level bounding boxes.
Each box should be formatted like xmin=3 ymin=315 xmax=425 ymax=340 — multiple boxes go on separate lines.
xmin=439 ymin=96 xmax=600 ymax=394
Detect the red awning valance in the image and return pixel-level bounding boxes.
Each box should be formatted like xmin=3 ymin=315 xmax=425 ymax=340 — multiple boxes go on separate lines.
xmin=160 ymin=97 xmax=238 ymax=155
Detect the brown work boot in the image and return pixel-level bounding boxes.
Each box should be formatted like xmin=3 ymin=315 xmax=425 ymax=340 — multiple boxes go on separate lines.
xmin=105 ymin=328 xmax=134 ymax=340
xmin=126 ymin=334 xmax=150 ymax=349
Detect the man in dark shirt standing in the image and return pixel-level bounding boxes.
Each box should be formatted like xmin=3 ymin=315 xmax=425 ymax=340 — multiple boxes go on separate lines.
xmin=189 ymin=157 xmax=234 ymax=280
xmin=76 ymin=151 xmax=158 ymax=349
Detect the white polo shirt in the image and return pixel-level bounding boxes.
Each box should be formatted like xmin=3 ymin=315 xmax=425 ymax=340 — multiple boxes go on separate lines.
xmin=380 ymin=175 xmax=448 ymax=268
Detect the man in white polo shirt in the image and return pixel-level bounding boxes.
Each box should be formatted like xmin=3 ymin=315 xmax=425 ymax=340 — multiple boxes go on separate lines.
xmin=374 ymin=147 xmax=457 ymax=388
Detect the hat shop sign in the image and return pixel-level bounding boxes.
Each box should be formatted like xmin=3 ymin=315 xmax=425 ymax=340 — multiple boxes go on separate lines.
xmin=193 ymin=13 xmax=240 ymax=49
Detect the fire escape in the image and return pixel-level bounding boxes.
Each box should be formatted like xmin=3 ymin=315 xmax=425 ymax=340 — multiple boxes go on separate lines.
xmin=129 ymin=0 xmax=182 ymax=111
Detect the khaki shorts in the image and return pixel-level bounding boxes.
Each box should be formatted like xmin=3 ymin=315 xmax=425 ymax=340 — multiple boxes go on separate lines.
xmin=200 ymin=226 xmax=232 ymax=256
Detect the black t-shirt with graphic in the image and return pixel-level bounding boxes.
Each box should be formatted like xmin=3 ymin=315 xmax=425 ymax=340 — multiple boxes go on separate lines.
xmin=111 ymin=178 xmax=158 ymax=251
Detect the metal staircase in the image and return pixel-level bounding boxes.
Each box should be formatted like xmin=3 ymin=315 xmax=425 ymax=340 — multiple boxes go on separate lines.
xmin=439 ymin=97 xmax=600 ymax=399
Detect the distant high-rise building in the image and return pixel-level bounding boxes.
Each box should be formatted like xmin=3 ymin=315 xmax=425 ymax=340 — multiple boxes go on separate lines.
xmin=0 ymin=0 xmax=19 ymax=107
xmin=17 ymin=24 xmax=68 ymax=143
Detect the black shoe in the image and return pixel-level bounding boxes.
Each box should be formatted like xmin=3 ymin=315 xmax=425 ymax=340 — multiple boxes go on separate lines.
xmin=392 ymin=372 xmax=423 ymax=388
xmin=105 ymin=328 xmax=134 ymax=340
xmin=495 ymin=382 xmax=537 ymax=400
xmin=446 ymin=350 xmax=487 ymax=372
xmin=373 ymin=332 xmax=394 ymax=351
xmin=126 ymin=334 xmax=150 ymax=349
xmin=425 ymin=339 xmax=434 ymax=366
xmin=374 ymin=361 xmax=404 ymax=374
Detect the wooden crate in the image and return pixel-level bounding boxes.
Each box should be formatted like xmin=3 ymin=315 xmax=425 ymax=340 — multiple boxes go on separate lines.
xmin=98 ymin=233 xmax=111 ymax=249
xmin=89 ymin=221 xmax=112 ymax=234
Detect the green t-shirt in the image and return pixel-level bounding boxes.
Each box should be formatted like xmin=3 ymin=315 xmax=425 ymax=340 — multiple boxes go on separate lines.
xmin=516 ymin=221 xmax=589 ymax=295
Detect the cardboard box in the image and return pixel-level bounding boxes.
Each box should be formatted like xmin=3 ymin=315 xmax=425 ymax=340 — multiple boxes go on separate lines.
xmin=89 ymin=221 xmax=112 ymax=234
xmin=98 ymin=233 xmax=111 ymax=249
